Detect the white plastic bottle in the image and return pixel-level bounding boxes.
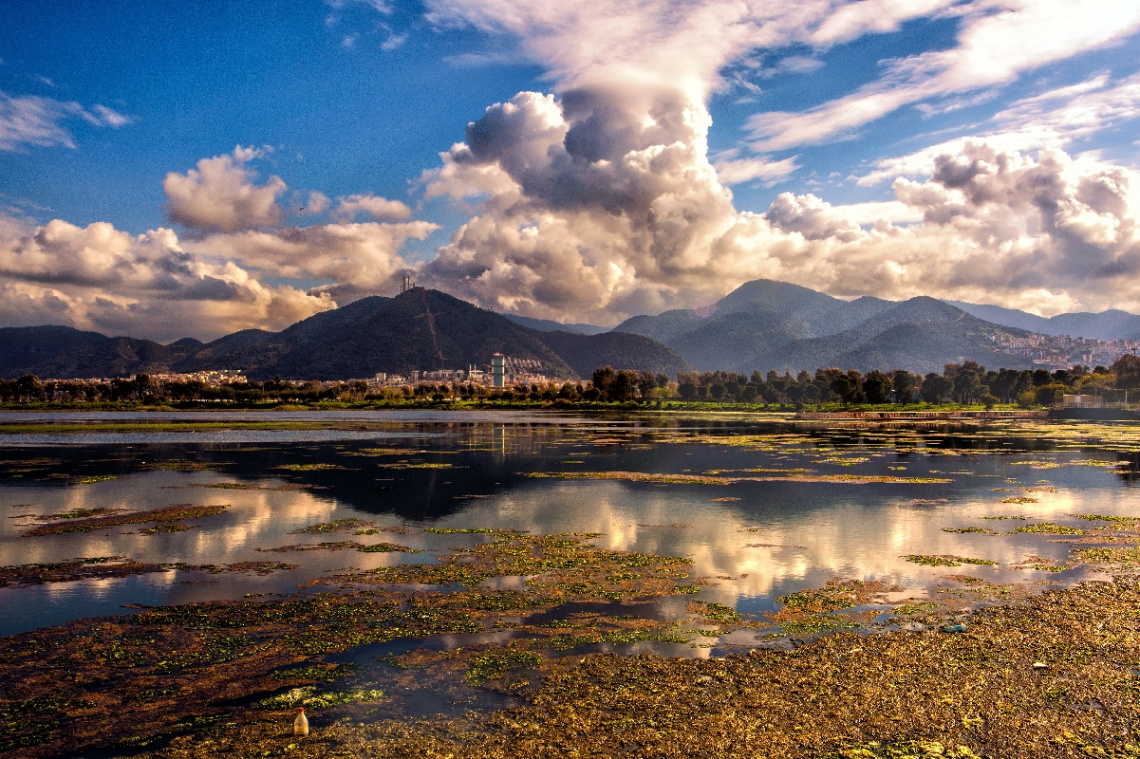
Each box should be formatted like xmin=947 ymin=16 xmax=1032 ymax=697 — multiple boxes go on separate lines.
xmin=294 ymin=706 xmax=309 ymax=736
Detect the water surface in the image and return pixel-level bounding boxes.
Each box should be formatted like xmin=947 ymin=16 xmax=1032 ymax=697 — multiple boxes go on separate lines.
xmin=2 ymin=411 xmax=1138 ymax=639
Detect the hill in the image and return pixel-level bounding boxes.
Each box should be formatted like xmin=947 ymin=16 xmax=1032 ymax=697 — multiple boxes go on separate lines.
xmin=946 ymin=301 xmax=1140 ymax=341
xmin=500 ymin=313 xmax=608 ymax=335
xmin=613 ymin=281 xmax=1035 ymax=373
xmin=536 ymin=331 xmax=690 ymax=377
xmin=0 ymin=289 xmax=690 ymax=380
xmin=753 ymin=297 xmax=1031 ymax=375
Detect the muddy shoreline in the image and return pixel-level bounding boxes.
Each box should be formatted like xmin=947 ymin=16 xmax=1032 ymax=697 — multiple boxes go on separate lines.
xmin=1 ymin=532 xmax=1137 ymax=758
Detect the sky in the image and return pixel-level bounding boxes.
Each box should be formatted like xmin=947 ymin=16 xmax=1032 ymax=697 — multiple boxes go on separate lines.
xmin=2 ymin=0 xmax=1140 ymax=342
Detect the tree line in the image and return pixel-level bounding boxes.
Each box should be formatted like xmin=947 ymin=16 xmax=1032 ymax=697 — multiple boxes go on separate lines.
xmin=584 ymin=355 xmax=1140 ymax=406
xmin=2 ymin=355 xmax=1139 ymax=406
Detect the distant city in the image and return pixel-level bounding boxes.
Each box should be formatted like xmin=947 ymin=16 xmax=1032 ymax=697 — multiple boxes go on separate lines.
xmin=992 ymin=334 xmax=1140 ymax=368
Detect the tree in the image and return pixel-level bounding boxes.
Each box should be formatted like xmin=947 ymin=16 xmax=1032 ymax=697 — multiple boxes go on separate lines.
xmin=1035 ymin=383 xmax=1065 ymax=406
xmin=952 ymin=368 xmax=983 ymax=404
xmin=637 ymin=371 xmax=658 ymax=398
xmin=709 ymin=383 xmax=726 ymax=401
xmin=15 ymin=374 xmax=42 ymax=402
xmin=864 ymin=371 xmax=891 ymax=404
xmin=920 ymin=373 xmax=953 ymax=403
xmin=592 ymin=366 xmax=616 ymax=397
xmin=892 ymin=370 xmax=915 ymax=404
xmin=612 ymin=370 xmax=637 ymax=401
xmin=829 ymin=372 xmax=864 ymax=405
xmin=678 ymin=381 xmax=697 ymax=400
xmin=1111 ymin=354 xmax=1140 ymax=389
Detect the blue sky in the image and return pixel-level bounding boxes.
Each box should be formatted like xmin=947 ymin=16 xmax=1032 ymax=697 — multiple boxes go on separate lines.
xmin=2 ymin=0 xmax=1140 ymax=340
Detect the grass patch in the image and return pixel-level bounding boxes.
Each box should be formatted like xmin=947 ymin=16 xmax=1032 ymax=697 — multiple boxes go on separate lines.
xmin=22 ymin=504 xmax=228 ymax=536
xmin=904 ymin=555 xmax=998 ymax=568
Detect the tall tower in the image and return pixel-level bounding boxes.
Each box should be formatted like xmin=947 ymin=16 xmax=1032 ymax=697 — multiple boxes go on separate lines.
xmin=492 ymin=354 xmax=505 ymax=388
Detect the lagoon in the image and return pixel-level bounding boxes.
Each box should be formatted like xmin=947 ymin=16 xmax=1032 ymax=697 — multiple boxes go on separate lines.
xmin=2 ymin=411 xmax=1137 ymax=637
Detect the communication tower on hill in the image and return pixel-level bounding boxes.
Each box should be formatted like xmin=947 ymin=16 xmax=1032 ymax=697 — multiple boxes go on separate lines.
xmin=401 ymin=274 xmax=417 ymax=293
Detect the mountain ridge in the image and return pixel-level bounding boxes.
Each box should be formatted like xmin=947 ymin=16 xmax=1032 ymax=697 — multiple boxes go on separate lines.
xmin=613 ymin=281 xmax=1039 ymax=374
xmin=0 ymin=290 xmax=691 ymax=380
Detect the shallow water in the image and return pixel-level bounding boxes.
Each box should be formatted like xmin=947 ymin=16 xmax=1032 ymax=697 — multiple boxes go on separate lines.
xmin=1 ymin=411 xmax=1138 ymax=640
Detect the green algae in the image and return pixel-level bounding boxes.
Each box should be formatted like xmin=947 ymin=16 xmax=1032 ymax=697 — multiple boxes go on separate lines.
xmin=465 ymin=649 xmax=543 ymax=686
xmin=257 ymin=686 xmax=385 ymax=710
xmin=22 ymin=504 xmax=229 ymax=536
xmin=292 ymin=518 xmax=374 ymax=534
xmin=1015 ymin=523 xmax=1088 ymax=535
xmin=905 ymin=555 xmax=998 ymax=567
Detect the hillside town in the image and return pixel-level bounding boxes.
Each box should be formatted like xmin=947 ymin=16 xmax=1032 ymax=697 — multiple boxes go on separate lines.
xmin=993 ymin=333 xmax=1140 ymax=368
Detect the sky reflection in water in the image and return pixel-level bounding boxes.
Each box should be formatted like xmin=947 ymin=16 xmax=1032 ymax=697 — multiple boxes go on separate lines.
xmin=1 ymin=411 xmax=1138 ymax=639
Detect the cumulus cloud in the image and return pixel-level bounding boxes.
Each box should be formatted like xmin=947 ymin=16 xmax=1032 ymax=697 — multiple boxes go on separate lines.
xmin=0 ymin=91 xmax=132 ymax=151
xmin=0 ymin=142 xmax=440 ymax=339
xmin=407 ymin=0 xmax=1140 ymax=323
xmin=411 ymin=0 xmax=979 ymax=322
xmin=0 ymin=212 xmax=337 ymax=341
xmin=741 ymin=142 xmax=1140 ymax=316
xmin=162 ymin=146 xmax=286 ymax=233
xmin=333 ymin=194 xmax=412 ymax=221
xmin=190 ymin=219 xmax=438 ymax=300
xmin=419 ymin=85 xmax=754 ymax=321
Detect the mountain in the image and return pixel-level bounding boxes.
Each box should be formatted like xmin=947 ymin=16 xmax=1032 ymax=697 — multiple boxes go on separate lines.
xmin=806 ymin=295 xmax=896 ymax=336
xmin=0 ymin=327 xmax=193 ymax=379
xmin=0 ymin=326 xmax=109 ymax=377
xmin=666 ymin=310 xmax=810 ymax=372
xmin=176 ymin=290 xmax=577 ymax=380
xmin=0 ymin=289 xmax=690 ymax=380
xmin=1046 ymin=311 xmax=1140 ymax=342
xmin=753 ymin=297 xmax=1031 ymax=375
xmin=536 ymin=331 xmax=690 ymax=377
xmin=947 ymin=301 xmax=1140 ymax=341
xmin=713 ymin=278 xmax=841 ymax=318
xmin=612 ymin=308 xmax=709 ymax=345
xmin=500 ymin=313 xmax=608 ymax=335
xmin=613 ymin=281 xmax=1035 ymax=373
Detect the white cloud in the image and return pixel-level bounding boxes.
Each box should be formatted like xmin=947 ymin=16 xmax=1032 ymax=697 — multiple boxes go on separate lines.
xmin=303 ymin=191 xmax=331 ymax=214
xmin=408 ymin=0 xmax=1140 ymax=323
xmin=748 ymin=0 xmax=1140 ymax=152
xmin=90 ymin=104 xmax=133 ymax=128
xmin=0 ymin=212 xmax=337 ymax=341
xmin=326 ymin=0 xmax=393 ymax=14
xmin=191 ymin=219 xmax=438 ymax=298
xmin=742 ymin=142 xmax=1140 ymax=316
xmin=0 ymin=91 xmax=132 ymax=151
xmin=713 ymin=153 xmax=799 ymax=186
xmin=162 ymin=146 xmax=287 ymax=233
xmin=423 ymin=0 xmax=945 ymax=101
xmin=380 ymin=31 xmax=408 ymax=51
xmin=0 ymin=137 xmax=443 ymax=339
xmin=858 ymin=72 xmax=1140 ymax=185
xmin=333 ymin=194 xmax=412 ymax=221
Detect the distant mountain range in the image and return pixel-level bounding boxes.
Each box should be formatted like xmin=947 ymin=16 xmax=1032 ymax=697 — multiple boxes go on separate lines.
xmin=4 ymin=280 xmax=1139 ymax=381
xmin=500 ymin=313 xmax=608 ymax=335
xmin=944 ymin=301 xmax=1140 ymax=341
xmin=0 ymin=289 xmax=691 ymax=380
xmin=612 ymin=280 xmax=1037 ymax=374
